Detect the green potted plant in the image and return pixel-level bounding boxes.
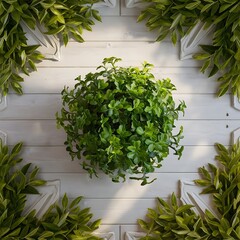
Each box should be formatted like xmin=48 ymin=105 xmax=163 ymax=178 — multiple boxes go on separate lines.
xmin=56 ymin=57 xmax=186 ymax=185
xmin=138 ymin=141 xmax=240 ymax=239
xmin=0 ymin=139 xmax=102 ymax=239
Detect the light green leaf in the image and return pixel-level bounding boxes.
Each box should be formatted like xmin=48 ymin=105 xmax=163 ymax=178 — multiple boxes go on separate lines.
xmin=185 ymin=1 xmax=200 ymax=10
xmin=45 ymin=25 xmax=65 ymax=35
xmin=170 ymin=13 xmax=182 ymax=29
xmin=62 ymin=193 xmax=68 ymax=210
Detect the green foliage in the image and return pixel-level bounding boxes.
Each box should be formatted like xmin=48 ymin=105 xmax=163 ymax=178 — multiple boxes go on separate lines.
xmin=138 ymin=193 xmax=204 ymax=239
xmin=0 ymin=139 xmax=102 ymax=239
xmin=56 ymin=57 xmax=186 ymax=185
xmin=0 ymin=0 xmax=102 ymax=95
xmin=194 ymin=141 xmax=240 ymax=239
xmin=138 ymin=141 xmax=240 ymax=239
xmin=138 ymin=0 xmax=240 ymax=99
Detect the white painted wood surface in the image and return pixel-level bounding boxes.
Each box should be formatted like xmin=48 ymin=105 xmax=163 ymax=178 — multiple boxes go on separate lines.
xmin=0 ymin=94 xmax=237 ymax=119
xmin=18 ymin=67 xmax=220 ymax=94
xmin=0 ymin=120 xmax=237 ymax=146
xmin=1 ymin=1 xmax=239 ymax=239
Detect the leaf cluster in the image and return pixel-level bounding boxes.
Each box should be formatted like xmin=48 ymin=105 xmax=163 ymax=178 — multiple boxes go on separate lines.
xmin=0 ymin=0 xmax=102 ymax=95
xmin=56 ymin=57 xmax=186 ymax=185
xmin=138 ymin=0 xmax=240 ymax=98
xmin=0 ymin=139 xmax=102 ymax=240
xmin=138 ymin=193 xmax=205 ymax=239
xmin=138 ymin=141 xmax=240 ymax=239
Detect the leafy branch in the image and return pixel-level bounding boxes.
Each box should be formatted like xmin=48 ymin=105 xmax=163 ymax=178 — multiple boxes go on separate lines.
xmin=0 ymin=139 xmax=102 ymax=239
xmin=138 ymin=0 xmax=240 ymax=98
xmin=138 ymin=141 xmax=240 ymax=239
xmin=0 ymin=0 xmax=102 ymax=95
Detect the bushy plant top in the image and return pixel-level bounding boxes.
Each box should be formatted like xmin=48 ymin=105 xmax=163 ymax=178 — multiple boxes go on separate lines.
xmin=138 ymin=0 xmax=240 ymax=98
xmin=56 ymin=57 xmax=186 ymax=185
xmin=0 ymin=139 xmax=102 ymax=239
xmin=138 ymin=141 xmax=240 ymax=239
xmin=0 ymin=0 xmax=101 ymax=95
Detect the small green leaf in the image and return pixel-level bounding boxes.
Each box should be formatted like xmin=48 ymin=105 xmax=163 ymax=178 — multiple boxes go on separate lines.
xmin=29 ymin=179 xmax=46 ymax=186
xmin=185 ymin=1 xmax=201 ymax=10
xmin=39 ymin=230 xmax=55 ymax=238
xmin=170 ymin=13 xmax=182 ymax=29
xmin=193 ymin=53 xmax=210 ymax=60
xmin=70 ymin=196 xmax=83 ymax=209
xmin=138 ymin=219 xmax=149 ymax=231
xmin=92 ymin=9 xmax=101 ymax=22
xmin=176 ymin=204 xmax=194 ymax=215
xmin=218 ymin=80 xmax=230 ymax=97
xmin=45 ymin=25 xmax=65 ymax=35
xmin=62 ymin=193 xmax=68 ymax=209
xmin=136 ymin=127 xmax=144 ymax=135
xmin=234 ymin=49 xmax=240 ymax=61
xmin=137 ymin=12 xmax=148 ymax=22
xmin=171 ymin=30 xmax=177 ymax=45
xmin=21 ymin=163 xmax=31 ymax=175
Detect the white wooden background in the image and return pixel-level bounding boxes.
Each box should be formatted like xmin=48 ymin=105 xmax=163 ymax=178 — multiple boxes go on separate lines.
xmin=1 ymin=1 xmax=239 ymax=239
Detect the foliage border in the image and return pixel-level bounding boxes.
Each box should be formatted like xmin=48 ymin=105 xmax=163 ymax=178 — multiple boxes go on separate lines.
xmin=138 ymin=0 xmax=240 ymax=99
xmin=0 ymin=0 xmax=101 ymax=95
xmin=138 ymin=141 xmax=240 ymax=239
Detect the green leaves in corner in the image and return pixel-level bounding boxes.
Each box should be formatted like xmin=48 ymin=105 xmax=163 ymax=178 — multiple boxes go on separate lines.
xmin=194 ymin=142 xmax=240 ymax=238
xmin=39 ymin=194 xmax=101 ymax=240
xmin=138 ymin=0 xmax=240 ymax=99
xmin=138 ymin=193 xmax=203 ymax=239
xmin=0 ymin=139 xmax=102 ymax=239
xmin=138 ymin=140 xmax=240 ymax=239
xmin=56 ymin=57 xmax=186 ymax=185
xmin=0 ymin=0 xmax=102 ymax=95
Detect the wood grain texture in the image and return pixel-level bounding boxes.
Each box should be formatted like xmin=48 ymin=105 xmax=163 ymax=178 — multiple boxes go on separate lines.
xmin=0 ymin=120 xmax=236 ymax=146
xmin=1 ymin=94 xmax=237 ymax=120
xmin=20 ymin=146 xmax=216 ymax=173
xmin=39 ymin=172 xmax=200 ymax=199
xmin=36 ymin=42 xmax=199 ymax=68
xmin=19 ymin=67 xmax=220 ymax=94
xmin=81 ymin=16 xmax=157 ymax=41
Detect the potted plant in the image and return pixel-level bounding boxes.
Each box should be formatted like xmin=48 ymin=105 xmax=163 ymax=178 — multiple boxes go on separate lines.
xmin=56 ymin=57 xmax=186 ymax=185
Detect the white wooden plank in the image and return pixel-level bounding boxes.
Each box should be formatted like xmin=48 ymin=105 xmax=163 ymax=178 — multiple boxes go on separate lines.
xmin=177 ymin=120 xmax=235 ymax=146
xmin=0 ymin=120 xmax=238 ymax=146
xmin=0 ymin=120 xmax=65 ymax=146
xmin=94 ymin=225 xmax=120 ymax=240
xmin=0 ymin=94 xmax=7 ymax=111
xmin=1 ymin=94 xmax=237 ymax=120
xmin=0 ymin=94 xmax=61 ymax=120
xmin=120 ymin=0 xmax=142 ymax=16
xmin=36 ymin=42 xmax=199 ymax=68
xmin=121 ymin=225 xmax=142 ymax=240
xmin=80 ymin=198 xmax=156 ymax=225
xmin=19 ymin=146 xmax=216 ymax=173
xmin=19 ymin=148 xmax=199 ymax=174
xmin=20 ymin=67 xmax=220 ymax=94
xmin=39 ymin=172 xmax=200 ymax=199
xmin=83 ymin=196 xmax=212 ymax=225
xmin=175 ymin=94 xmax=237 ymax=120
xmin=95 ymin=0 xmax=120 ymax=16
xmin=81 ymin=17 xmax=158 ymax=41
